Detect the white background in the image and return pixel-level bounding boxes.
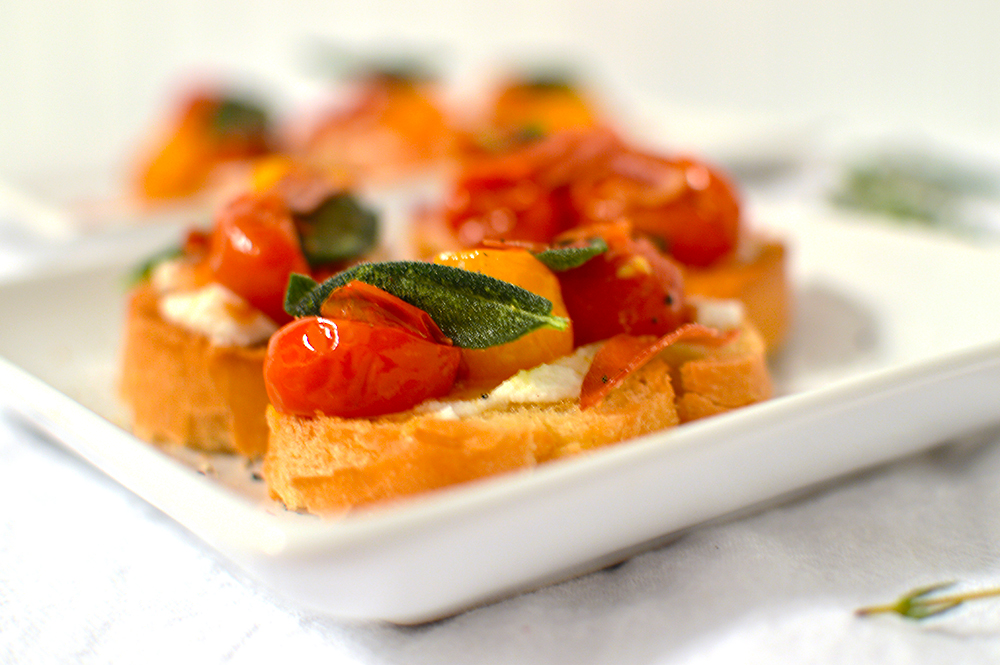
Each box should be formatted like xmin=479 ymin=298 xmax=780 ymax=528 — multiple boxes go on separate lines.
xmin=3 ymin=0 xmax=999 ymax=175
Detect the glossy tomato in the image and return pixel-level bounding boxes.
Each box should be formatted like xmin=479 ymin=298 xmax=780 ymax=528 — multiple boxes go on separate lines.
xmin=443 ymin=130 xmax=620 ymax=245
xmin=444 ymin=129 xmax=741 ymax=267
xmin=572 ymin=152 xmax=741 ymax=267
xmin=264 ymin=316 xmax=461 ymax=418
xmin=207 ymin=192 xmax=309 ymax=323
xmin=445 ymin=164 xmax=570 ymax=246
xmin=555 ymin=222 xmax=687 ymax=345
xmin=318 ymin=280 xmax=450 ymax=344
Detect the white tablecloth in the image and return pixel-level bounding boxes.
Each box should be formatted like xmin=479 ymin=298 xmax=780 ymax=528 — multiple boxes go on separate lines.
xmin=4 ymin=196 xmax=1000 ymax=664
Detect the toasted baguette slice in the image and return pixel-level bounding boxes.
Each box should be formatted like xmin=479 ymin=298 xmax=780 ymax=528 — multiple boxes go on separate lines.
xmin=264 ymin=321 xmax=771 ymax=514
xmin=119 ymin=283 xmax=270 ymax=457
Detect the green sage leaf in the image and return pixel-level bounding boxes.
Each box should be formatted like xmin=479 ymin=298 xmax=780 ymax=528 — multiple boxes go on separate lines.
xmin=212 ymin=96 xmax=270 ymax=139
xmin=521 ymin=69 xmax=577 ymax=91
xmin=285 ymin=261 xmax=569 ymax=349
xmin=283 ymin=273 xmax=321 ymax=314
xmin=295 ymin=193 xmax=379 ymax=266
xmin=534 ymin=237 xmax=608 ymax=271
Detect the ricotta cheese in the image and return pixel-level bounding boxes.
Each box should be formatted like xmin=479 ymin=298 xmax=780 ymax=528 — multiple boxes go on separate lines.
xmin=689 ymin=296 xmax=744 ymax=332
xmin=418 ymin=343 xmax=602 ymax=419
xmin=159 ymin=284 xmax=278 ymax=347
xmin=153 ymin=259 xmax=277 ymax=347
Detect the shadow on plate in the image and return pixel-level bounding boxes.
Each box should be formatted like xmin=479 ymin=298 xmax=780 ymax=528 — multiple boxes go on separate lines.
xmin=770 ymin=281 xmax=881 ymax=394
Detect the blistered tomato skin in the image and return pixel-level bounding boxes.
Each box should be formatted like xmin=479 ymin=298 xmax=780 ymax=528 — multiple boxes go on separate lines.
xmin=445 ymin=169 xmax=570 ymax=246
xmin=264 ymin=317 xmax=462 ymax=418
xmin=443 ymin=130 xmax=742 ymax=268
xmin=208 ymin=193 xmax=309 ymax=324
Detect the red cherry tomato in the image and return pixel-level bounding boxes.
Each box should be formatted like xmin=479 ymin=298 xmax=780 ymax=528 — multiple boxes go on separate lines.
xmin=264 ymin=316 xmax=461 ymax=418
xmin=445 ymin=161 xmax=570 ymax=245
xmin=445 ymin=130 xmax=742 ymax=267
xmin=444 ymin=130 xmax=621 ymax=245
xmin=208 ymin=192 xmax=309 ymax=323
xmin=555 ymin=222 xmax=687 ymax=346
xmin=573 ymin=152 xmax=741 ymax=267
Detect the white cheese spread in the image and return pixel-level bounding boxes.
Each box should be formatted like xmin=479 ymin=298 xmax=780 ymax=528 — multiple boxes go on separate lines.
xmin=417 ymin=343 xmax=602 ymax=420
xmin=688 ymin=296 xmax=744 ymax=332
xmin=153 ymin=259 xmax=277 ymax=347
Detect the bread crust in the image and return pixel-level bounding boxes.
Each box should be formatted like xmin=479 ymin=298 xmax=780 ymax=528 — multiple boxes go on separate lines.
xmin=263 ymin=323 xmax=771 ymax=514
xmin=119 ymin=283 xmax=270 ymax=457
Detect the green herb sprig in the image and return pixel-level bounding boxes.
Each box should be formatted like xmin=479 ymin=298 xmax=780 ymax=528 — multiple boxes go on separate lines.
xmin=533 ymin=237 xmax=608 ymax=271
xmin=212 ymin=96 xmax=271 ymax=139
xmin=295 ymin=193 xmax=378 ymax=266
xmin=125 ymin=245 xmax=184 ymax=288
xmin=830 ymin=152 xmax=1000 ymax=234
xmin=856 ymin=582 xmax=1000 ymax=620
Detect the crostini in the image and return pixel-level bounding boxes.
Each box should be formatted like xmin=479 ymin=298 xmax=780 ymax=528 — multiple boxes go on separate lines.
xmin=262 ymin=224 xmax=772 ymax=513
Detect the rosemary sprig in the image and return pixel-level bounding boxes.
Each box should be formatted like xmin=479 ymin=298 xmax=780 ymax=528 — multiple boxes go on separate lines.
xmin=856 ymin=582 xmax=1000 ymax=620
xmin=829 ymin=152 xmax=1000 ymax=233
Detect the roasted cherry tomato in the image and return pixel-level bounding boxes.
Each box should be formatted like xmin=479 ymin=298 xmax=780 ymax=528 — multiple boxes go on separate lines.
xmin=555 ymin=222 xmax=687 ymax=346
xmin=319 ymin=280 xmax=450 ymax=344
xmin=264 ymin=315 xmax=461 ymax=418
xmin=433 ymin=247 xmax=573 ymax=385
xmin=445 ymin=129 xmax=741 ymax=268
xmin=572 ymin=152 xmax=741 ymax=267
xmin=207 ymin=192 xmax=309 ymax=324
xmin=444 ymin=158 xmax=571 ymax=246
xmin=443 ymin=130 xmax=621 ymax=246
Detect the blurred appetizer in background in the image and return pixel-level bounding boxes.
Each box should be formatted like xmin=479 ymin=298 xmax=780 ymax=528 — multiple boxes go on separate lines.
xmin=290 ymin=60 xmax=458 ymax=183
xmin=128 ymin=58 xmax=613 ymax=203
xmin=134 ymin=85 xmax=278 ymax=202
xmin=461 ymin=67 xmax=609 ymax=157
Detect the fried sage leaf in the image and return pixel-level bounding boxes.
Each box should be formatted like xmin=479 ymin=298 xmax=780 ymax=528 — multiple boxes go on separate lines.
xmin=533 ymin=237 xmax=608 ymax=271
xmin=296 ymin=193 xmax=379 ymax=266
xmin=212 ymin=96 xmax=271 ymax=139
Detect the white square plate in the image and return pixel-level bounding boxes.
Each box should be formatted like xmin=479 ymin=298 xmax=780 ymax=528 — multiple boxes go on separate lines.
xmin=3 ymin=202 xmax=1000 ymax=623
